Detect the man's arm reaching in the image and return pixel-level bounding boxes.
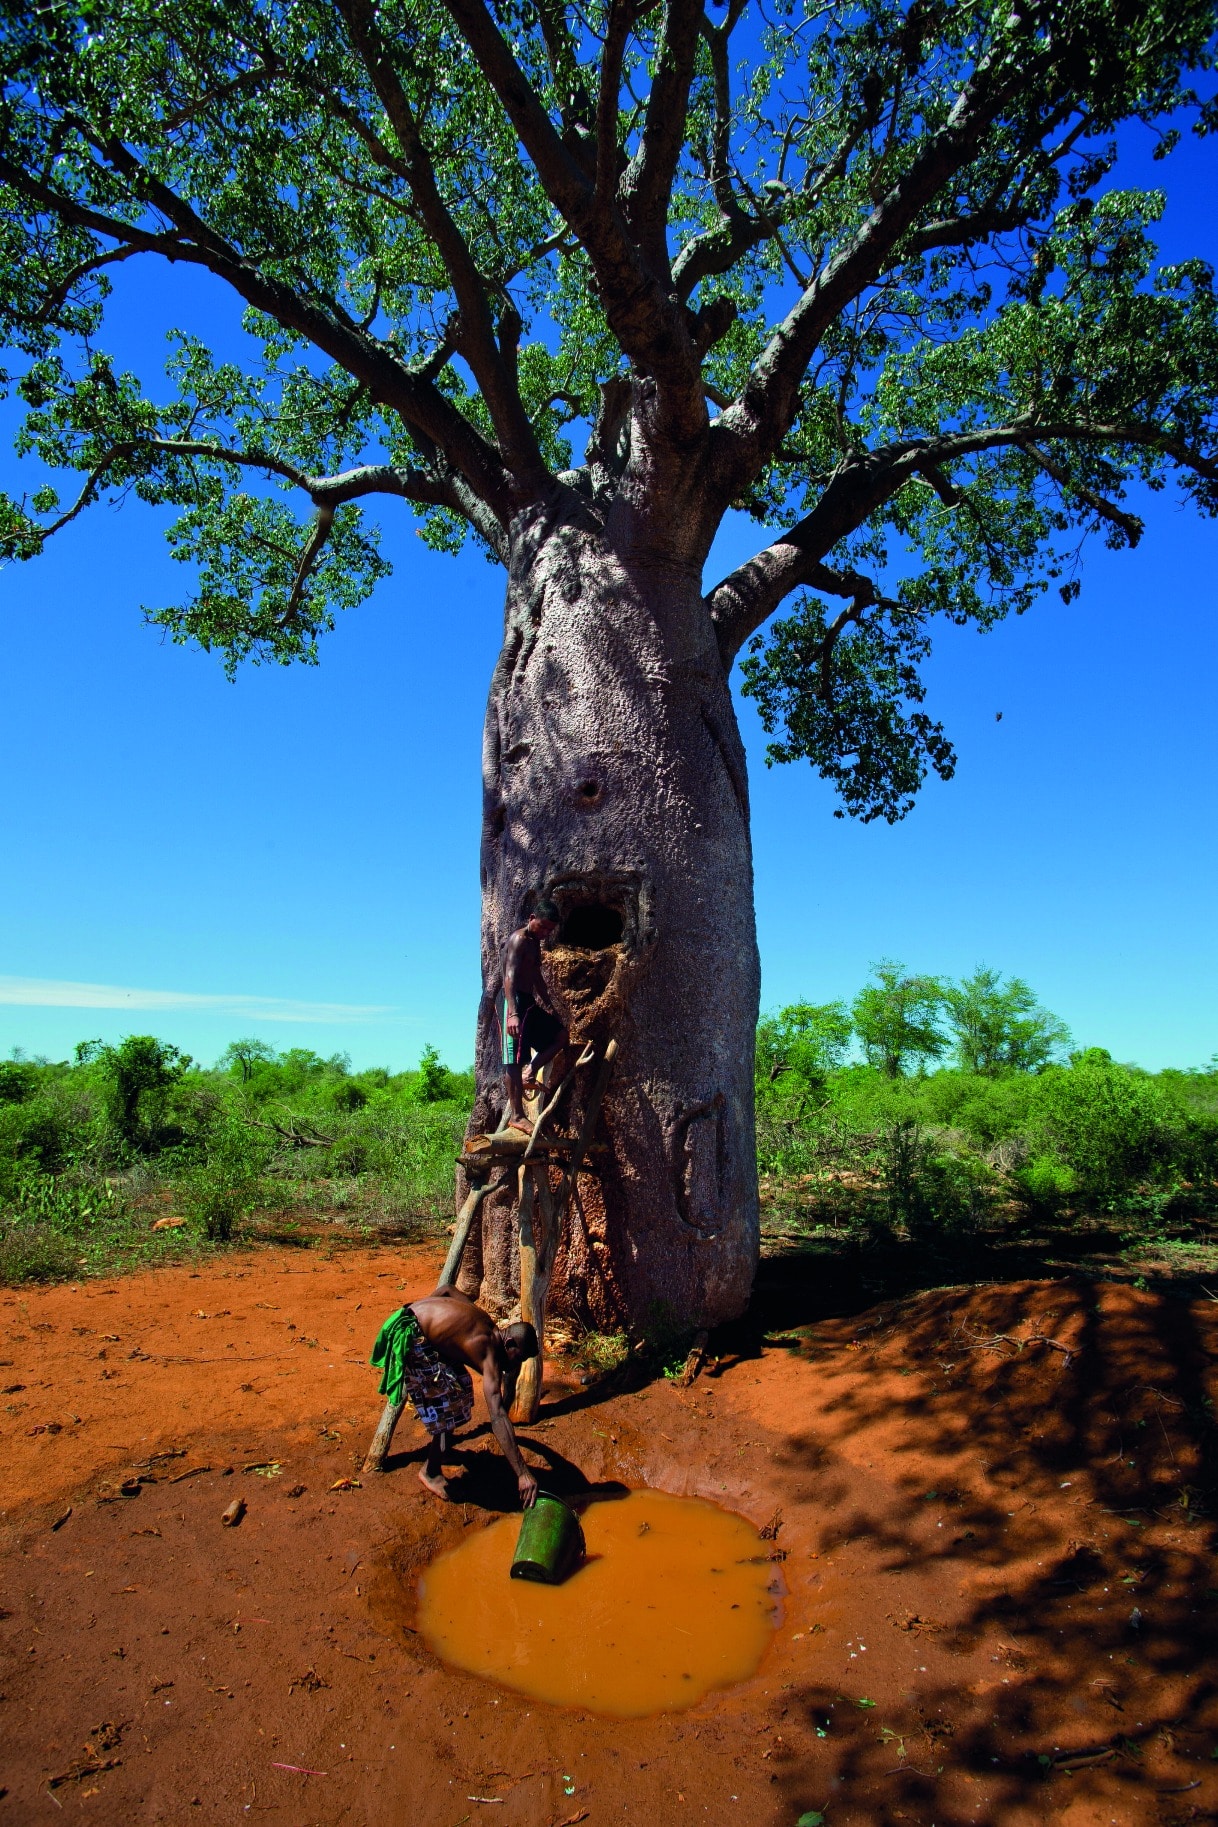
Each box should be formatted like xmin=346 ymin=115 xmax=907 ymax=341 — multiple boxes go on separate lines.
xmin=481 ymin=1352 xmax=538 ymax=1506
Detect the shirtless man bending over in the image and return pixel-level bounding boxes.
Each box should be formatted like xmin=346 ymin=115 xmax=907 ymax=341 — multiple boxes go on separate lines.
xmin=370 ymin=1287 xmax=539 ymax=1504
xmin=499 ymin=897 xmax=568 ymax=1130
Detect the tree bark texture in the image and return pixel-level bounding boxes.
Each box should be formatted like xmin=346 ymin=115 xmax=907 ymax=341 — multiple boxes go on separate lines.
xmin=460 ymin=497 xmax=760 ymax=1334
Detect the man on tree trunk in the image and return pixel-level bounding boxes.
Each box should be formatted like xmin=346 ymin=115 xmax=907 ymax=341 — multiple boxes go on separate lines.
xmin=3 ymin=0 xmax=1216 ymax=1336
xmin=497 ymin=899 xmax=568 ymax=1132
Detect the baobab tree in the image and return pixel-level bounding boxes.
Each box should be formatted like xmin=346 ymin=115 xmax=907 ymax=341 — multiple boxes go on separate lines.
xmin=2 ymin=0 xmax=1216 ymax=1328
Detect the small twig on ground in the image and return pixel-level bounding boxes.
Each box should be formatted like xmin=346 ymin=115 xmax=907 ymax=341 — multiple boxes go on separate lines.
xmin=677 ymin=1329 xmax=709 ymax=1387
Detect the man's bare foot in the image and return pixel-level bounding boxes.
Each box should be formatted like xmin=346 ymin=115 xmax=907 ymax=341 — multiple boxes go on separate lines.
xmin=507 ymin=1116 xmax=533 ymax=1135
xmin=418 ymin=1467 xmax=450 ymax=1499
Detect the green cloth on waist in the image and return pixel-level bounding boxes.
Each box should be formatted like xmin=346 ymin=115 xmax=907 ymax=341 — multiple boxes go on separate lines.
xmin=369 ymin=1306 xmax=422 ymax=1406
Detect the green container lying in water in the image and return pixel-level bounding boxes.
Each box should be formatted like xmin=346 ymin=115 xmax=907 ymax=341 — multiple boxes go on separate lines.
xmin=510 ymin=1492 xmax=586 ymax=1585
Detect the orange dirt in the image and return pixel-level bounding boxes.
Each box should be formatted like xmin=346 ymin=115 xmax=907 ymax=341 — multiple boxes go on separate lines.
xmin=2 ymin=1247 xmax=1217 ymax=1826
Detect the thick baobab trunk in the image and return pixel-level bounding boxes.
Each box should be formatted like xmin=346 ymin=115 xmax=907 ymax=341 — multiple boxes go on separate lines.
xmin=459 ymin=499 xmax=760 ymax=1335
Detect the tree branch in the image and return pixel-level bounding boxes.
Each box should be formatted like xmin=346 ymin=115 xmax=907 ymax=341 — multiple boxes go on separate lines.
xmin=619 ymin=0 xmax=705 ymax=277
xmin=706 ymin=414 xmax=1217 ymax=663
xmin=33 ymin=242 xmax=151 ymax=323
xmin=2 ymin=143 xmax=518 ymax=526
xmin=595 ymin=0 xmax=635 ymax=205
xmin=442 ymin=0 xmax=708 ymax=439
xmin=334 ymin=0 xmax=551 ymax=498
xmin=440 ymin=0 xmax=594 ymax=221
xmin=1022 ymin=444 xmax=1143 ymax=544
xmin=707 ymin=48 xmax=1029 ymax=505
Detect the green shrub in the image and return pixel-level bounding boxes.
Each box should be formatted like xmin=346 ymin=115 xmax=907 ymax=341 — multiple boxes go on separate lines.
xmin=0 ymin=1219 xmax=78 ymax=1282
xmin=0 ymin=1059 xmax=37 ymax=1104
xmin=80 ymin=1035 xmax=192 ymax=1152
xmin=1029 ymin=1051 xmax=1176 ymax=1199
xmin=175 ymin=1114 xmax=269 ymax=1241
xmin=1015 ymin=1154 xmax=1078 ymax=1210
xmin=879 ymin=1119 xmax=984 ymax=1241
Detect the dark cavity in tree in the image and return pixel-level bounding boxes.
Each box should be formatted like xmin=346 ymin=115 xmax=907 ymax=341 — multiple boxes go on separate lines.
xmin=561 ymin=903 xmax=624 ymax=951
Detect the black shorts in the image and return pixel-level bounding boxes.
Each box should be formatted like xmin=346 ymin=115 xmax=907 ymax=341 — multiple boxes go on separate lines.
xmin=500 ymin=997 xmax=563 ymax=1068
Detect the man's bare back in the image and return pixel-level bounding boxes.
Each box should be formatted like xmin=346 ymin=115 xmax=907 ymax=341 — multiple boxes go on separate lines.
xmin=406 ymin=1288 xmax=539 ymax=1504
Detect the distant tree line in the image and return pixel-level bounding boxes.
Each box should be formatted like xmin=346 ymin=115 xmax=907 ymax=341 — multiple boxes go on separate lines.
xmin=758 ymin=962 xmax=1072 ymax=1086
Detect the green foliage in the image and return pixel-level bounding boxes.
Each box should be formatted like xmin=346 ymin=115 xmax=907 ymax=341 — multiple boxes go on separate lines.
xmin=176 ymin=1110 xmax=270 ymax=1242
xmin=83 ymin=1034 xmax=192 ymax=1151
xmin=879 ymin=1118 xmax=983 ymax=1242
xmin=852 ymin=962 xmax=947 ymax=1077
xmin=1030 ymin=1048 xmax=1179 ymax=1198
xmin=219 ymin=1037 xmax=278 ymax=1083
xmin=568 ymin=1329 xmax=631 ymax=1380
xmin=0 ymin=0 xmax=1216 ymax=821
xmin=415 ymin=1043 xmax=453 ymax=1104
xmin=0 ymin=1220 xmax=79 ymax=1284
xmin=944 ymin=968 xmax=1071 ymax=1075
xmin=756 ymin=1002 xmax=853 ymax=1093
xmin=0 ymin=1035 xmax=474 ymax=1280
xmin=756 ymin=969 xmax=1218 ymax=1246
xmin=0 ymin=1058 xmax=38 ymax=1103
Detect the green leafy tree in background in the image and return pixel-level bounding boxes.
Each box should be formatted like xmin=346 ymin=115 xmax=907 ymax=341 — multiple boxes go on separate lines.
xmin=852 ymin=961 xmax=946 ymax=1076
xmin=756 ymin=1001 xmax=853 ymax=1090
xmin=83 ymin=1034 xmax=191 ymax=1148
xmin=219 ymin=1037 xmax=278 ymax=1083
xmin=943 ymin=966 xmax=1071 ymax=1073
xmin=2 ymin=0 xmax=1217 ymax=1326
xmin=415 ymin=1043 xmax=454 ymax=1103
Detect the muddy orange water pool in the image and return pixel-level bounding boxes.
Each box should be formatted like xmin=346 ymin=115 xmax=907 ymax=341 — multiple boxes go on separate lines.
xmin=416 ymin=1488 xmax=780 ymax=1716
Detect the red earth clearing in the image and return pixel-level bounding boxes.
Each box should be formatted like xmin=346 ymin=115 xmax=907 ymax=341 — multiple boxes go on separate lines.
xmin=2 ymin=1244 xmax=1216 ymax=1826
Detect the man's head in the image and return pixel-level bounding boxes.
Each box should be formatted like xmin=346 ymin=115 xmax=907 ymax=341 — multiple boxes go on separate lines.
xmin=527 ymin=896 xmax=560 ymax=940
xmin=500 ymin=1320 xmax=539 ymax=1364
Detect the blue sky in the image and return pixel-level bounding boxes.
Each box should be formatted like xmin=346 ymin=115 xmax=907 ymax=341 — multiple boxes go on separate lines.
xmin=1 ymin=127 xmax=1215 ymax=1075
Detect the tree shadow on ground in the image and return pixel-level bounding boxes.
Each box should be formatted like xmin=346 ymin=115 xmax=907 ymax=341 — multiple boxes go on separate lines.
xmin=722 ymin=1223 xmax=1217 ymax=1362
xmin=748 ymin=1268 xmax=1218 ymax=1825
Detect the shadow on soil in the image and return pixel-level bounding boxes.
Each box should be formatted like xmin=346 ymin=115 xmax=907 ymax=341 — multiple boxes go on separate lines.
xmin=728 ymin=1238 xmax=1218 ymax=1824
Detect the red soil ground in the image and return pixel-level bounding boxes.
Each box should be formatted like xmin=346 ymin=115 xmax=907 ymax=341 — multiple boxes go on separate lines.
xmin=2 ymin=1245 xmax=1216 ymax=1826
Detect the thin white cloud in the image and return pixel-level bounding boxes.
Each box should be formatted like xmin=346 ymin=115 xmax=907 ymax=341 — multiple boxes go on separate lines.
xmin=0 ymin=976 xmax=394 ymax=1025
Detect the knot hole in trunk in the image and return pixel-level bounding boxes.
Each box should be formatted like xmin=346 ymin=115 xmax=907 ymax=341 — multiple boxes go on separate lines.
xmin=561 ymin=902 xmax=623 ymax=949
xmin=548 ymin=874 xmax=647 ymax=1030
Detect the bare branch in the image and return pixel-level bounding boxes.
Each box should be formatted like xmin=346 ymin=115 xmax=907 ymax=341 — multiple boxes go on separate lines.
xmin=1022 ymin=444 xmax=1143 ymax=544
xmin=619 ymin=0 xmax=705 ymax=276
xmin=334 ymin=0 xmax=551 ymax=497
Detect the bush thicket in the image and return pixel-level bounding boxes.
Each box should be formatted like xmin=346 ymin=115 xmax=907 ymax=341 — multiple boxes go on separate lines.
xmin=0 ymin=1037 xmax=473 ymax=1282
xmin=757 ymin=967 xmax=1218 ymax=1249
xmin=2 ymin=961 xmax=1214 ymax=1284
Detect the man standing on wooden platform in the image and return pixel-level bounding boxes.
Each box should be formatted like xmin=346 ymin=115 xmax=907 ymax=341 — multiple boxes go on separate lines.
xmin=498 ymin=897 xmax=568 ymax=1132
xmin=370 ymin=1287 xmax=540 ymax=1504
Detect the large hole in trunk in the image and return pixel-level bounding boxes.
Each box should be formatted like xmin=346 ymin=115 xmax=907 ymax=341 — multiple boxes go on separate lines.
xmin=561 ymin=902 xmax=624 ymax=950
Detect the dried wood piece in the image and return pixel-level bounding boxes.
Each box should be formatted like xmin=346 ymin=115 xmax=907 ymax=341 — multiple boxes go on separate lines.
xmin=220 ymin=1497 xmax=246 ymax=1527
xmin=676 ymin=1330 xmax=709 ymax=1388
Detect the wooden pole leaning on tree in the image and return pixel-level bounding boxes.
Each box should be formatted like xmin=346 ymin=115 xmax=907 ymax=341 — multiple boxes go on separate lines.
xmin=511 ymin=1039 xmax=618 ymax=1425
xmin=362 ymin=1172 xmax=501 ymax=1476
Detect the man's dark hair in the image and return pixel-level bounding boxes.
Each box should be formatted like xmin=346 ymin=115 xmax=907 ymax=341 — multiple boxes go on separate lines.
xmin=531 ymin=897 xmax=560 ymax=926
xmin=503 ymin=1320 xmax=539 ymax=1360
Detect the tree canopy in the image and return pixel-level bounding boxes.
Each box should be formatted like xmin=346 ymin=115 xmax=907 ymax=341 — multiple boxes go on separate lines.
xmin=2 ymin=0 xmax=1216 ymax=818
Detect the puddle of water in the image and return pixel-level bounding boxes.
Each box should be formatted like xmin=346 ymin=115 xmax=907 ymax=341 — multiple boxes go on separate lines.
xmin=416 ymin=1488 xmax=779 ymax=1716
